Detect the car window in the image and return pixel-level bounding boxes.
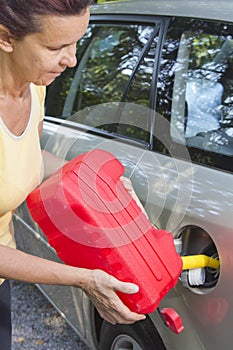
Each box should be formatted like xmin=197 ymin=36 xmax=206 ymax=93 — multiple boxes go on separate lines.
xmin=156 ymin=18 xmax=233 ymax=170
xmin=45 ymin=21 xmax=160 ymax=143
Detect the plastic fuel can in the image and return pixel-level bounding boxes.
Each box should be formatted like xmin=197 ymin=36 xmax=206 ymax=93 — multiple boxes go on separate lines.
xmin=26 ymin=149 xmax=183 ymax=316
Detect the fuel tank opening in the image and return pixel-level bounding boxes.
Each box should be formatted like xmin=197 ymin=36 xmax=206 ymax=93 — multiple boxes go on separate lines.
xmin=175 ymin=227 xmax=220 ymax=293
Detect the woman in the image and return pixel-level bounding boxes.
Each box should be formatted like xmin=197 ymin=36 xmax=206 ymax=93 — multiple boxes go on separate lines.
xmin=0 ymin=0 xmax=145 ymax=348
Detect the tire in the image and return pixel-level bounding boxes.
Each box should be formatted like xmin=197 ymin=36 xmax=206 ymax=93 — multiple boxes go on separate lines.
xmin=99 ymin=316 xmax=166 ymax=350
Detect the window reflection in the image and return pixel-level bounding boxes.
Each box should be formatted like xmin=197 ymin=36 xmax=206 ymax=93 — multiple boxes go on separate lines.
xmin=159 ymin=20 xmax=233 ymax=159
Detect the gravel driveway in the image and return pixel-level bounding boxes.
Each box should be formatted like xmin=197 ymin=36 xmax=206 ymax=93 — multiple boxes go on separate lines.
xmin=11 ymin=280 xmax=90 ymax=350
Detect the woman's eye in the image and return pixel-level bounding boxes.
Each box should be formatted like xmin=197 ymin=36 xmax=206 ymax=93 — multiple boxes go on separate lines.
xmin=48 ymin=46 xmax=63 ymax=51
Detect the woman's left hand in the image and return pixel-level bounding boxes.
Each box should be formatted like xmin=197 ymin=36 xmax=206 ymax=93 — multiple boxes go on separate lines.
xmin=120 ymin=176 xmax=148 ymax=219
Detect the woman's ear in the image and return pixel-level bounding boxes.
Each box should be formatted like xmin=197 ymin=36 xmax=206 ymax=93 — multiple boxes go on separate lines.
xmin=0 ymin=25 xmax=14 ymax=53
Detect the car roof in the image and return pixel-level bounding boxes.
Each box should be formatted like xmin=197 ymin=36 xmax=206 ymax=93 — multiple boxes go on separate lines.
xmin=91 ymin=0 xmax=233 ymax=23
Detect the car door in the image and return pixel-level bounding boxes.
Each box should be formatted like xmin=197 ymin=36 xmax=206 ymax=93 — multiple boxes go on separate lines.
xmin=149 ymin=17 xmax=233 ymax=350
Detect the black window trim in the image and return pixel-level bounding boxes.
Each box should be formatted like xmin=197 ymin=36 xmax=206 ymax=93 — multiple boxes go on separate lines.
xmin=43 ymin=116 xmax=151 ymax=150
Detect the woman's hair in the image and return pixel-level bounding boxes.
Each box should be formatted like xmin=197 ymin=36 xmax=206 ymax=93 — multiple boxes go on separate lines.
xmin=0 ymin=0 xmax=94 ymax=39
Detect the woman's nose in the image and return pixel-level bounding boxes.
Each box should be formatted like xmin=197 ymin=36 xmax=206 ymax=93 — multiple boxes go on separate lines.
xmin=61 ymin=44 xmax=77 ymax=68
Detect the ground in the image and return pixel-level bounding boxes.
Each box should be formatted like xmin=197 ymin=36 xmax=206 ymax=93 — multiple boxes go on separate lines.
xmin=11 ymin=281 xmax=90 ymax=350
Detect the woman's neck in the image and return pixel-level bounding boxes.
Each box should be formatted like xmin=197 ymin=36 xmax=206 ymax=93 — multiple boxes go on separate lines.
xmin=0 ymin=52 xmax=30 ymax=99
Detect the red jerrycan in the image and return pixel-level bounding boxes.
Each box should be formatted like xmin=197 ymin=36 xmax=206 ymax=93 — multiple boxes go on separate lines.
xmin=26 ymin=149 xmax=183 ymax=325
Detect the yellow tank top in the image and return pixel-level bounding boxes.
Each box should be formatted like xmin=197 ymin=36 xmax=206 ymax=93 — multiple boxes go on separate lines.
xmin=0 ymin=84 xmax=45 ymax=282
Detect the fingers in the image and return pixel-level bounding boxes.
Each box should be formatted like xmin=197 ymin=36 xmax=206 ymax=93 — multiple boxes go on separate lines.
xmin=96 ymin=301 xmax=146 ymax=325
xmin=120 ymin=175 xmax=133 ymax=190
xmin=95 ymin=293 xmax=146 ymax=325
xmin=120 ymin=176 xmax=149 ymax=219
xmin=109 ymin=277 xmax=146 ymax=323
xmin=112 ymin=278 xmax=139 ymax=294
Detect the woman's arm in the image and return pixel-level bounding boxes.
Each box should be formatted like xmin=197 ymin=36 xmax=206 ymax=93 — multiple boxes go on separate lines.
xmin=38 ymin=120 xmax=66 ymax=179
xmin=0 ymin=244 xmax=145 ymax=324
xmin=41 ymin=149 xmax=67 ymax=179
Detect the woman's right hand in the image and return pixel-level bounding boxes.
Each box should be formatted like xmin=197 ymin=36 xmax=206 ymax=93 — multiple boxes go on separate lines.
xmin=83 ymin=269 xmax=146 ymax=325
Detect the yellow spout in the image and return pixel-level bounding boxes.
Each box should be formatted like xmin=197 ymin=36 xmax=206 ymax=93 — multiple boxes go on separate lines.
xmin=181 ymin=255 xmax=220 ymax=270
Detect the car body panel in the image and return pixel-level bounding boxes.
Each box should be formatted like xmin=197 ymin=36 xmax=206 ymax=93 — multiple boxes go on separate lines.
xmin=92 ymin=0 xmax=233 ymax=22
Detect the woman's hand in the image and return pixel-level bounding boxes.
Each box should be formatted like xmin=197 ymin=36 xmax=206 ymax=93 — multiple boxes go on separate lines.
xmin=120 ymin=176 xmax=148 ymax=218
xmin=83 ymin=269 xmax=146 ymax=325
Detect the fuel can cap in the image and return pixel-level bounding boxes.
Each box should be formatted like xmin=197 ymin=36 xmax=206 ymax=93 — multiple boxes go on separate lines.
xmin=160 ymin=308 xmax=184 ymax=334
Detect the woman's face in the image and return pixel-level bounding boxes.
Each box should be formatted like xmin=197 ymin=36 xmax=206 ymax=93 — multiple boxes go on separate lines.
xmin=10 ymin=10 xmax=90 ymax=86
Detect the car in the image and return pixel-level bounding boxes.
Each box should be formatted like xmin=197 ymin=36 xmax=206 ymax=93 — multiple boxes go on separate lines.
xmin=14 ymin=0 xmax=233 ymax=349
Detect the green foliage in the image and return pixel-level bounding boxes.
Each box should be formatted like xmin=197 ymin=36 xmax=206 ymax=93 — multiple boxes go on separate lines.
xmin=190 ymin=34 xmax=223 ymax=69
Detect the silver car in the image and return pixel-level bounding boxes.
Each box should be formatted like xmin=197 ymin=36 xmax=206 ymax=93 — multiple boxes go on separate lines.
xmin=14 ymin=0 xmax=233 ymax=349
